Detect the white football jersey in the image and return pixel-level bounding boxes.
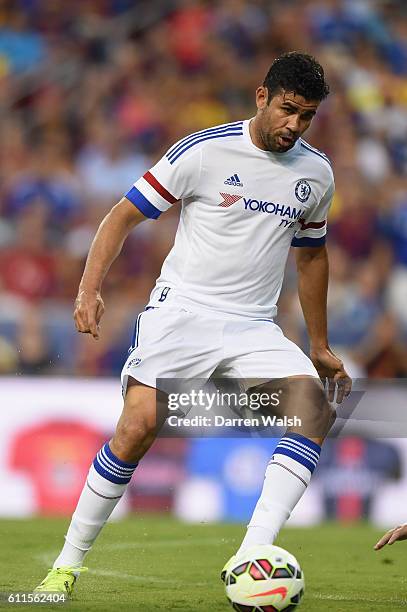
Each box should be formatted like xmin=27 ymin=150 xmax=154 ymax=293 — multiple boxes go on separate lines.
xmin=125 ymin=119 xmax=334 ymax=319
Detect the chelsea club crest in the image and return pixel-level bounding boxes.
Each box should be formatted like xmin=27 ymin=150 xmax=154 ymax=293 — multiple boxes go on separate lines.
xmin=295 ymin=179 xmax=311 ymax=203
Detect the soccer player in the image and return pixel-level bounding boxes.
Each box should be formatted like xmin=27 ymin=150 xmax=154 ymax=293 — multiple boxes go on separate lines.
xmin=35 ymin=52 xmax=351 ymax=595
xmin=375 ymin=524 xmax=407 ymax=550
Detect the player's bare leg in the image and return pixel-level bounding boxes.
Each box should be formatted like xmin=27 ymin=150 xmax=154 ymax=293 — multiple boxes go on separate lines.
xmin=236 ymin=375 xmax=335 ymax=554
xmin=110 ymin=380 xmax=165 ymax=462
xmin=35 ymin=380 xmax=167 ymax=594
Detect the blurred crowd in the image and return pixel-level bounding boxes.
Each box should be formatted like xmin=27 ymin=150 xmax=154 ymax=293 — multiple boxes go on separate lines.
xmin=0 ymin=0 xmax=406 ymax=378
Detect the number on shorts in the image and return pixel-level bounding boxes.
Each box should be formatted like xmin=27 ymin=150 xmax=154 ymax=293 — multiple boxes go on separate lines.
xmin=158 ymin=287 xmax=171 ymax=302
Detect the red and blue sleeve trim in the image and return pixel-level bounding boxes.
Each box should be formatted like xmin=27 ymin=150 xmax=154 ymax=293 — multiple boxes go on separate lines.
xmin=125 ymin=186 xmax=162 ymax=219
xmin=143 ymin=171 xmax=177 ymax=204
xmin=291 ymin=235 xmax=326 ymax=247
xmin=298 ymin=219 xmax=326 ymax=231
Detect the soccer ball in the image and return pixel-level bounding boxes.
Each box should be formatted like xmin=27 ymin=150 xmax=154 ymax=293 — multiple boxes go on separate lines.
xmin=222 ymin=545 xmax=305 ymax=612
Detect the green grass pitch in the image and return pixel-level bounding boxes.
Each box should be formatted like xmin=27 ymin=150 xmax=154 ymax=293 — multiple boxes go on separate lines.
xmin=0 ymin=516 xmax=406 ymax=611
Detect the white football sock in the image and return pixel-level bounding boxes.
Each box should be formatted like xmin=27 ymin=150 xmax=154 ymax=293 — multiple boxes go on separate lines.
xmin=53 ymin=443 xmax=138 ymax=569
xmin=238 ymin=433 xmax=321 ymax=554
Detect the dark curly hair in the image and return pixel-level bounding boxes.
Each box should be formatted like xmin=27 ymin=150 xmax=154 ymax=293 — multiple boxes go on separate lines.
xmin=263 ymin=52 xmax=330 ymax=102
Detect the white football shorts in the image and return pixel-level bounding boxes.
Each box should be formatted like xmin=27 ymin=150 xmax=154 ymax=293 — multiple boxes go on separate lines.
xmin=121 ymin=305 xmax=318 ymax=395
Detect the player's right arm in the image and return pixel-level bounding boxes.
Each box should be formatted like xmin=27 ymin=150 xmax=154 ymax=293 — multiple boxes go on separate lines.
xmin=74 ymin=198 xmax=147 ymax=339
xmin=75 ymin=137 xmax=202 ymax=339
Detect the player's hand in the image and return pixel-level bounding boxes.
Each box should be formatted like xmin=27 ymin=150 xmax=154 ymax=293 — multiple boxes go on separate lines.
xmin=74 ymin=289 xmax=105 ymax=339
xmin=374 ymin=524 xmax=407 ymax=550
xmin=310 ymin=346 xmax=352 ymax=404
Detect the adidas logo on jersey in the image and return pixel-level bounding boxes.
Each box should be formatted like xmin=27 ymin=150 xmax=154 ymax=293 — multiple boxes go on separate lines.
xmin=224 ymin=173 xmax=243 ymax=187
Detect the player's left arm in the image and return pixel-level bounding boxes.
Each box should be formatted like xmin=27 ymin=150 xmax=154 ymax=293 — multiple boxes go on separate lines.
xmin=293 ymin=172 xmax=351 ymax=403
xmin=295 ymin=244 xmax=351 ymax=403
